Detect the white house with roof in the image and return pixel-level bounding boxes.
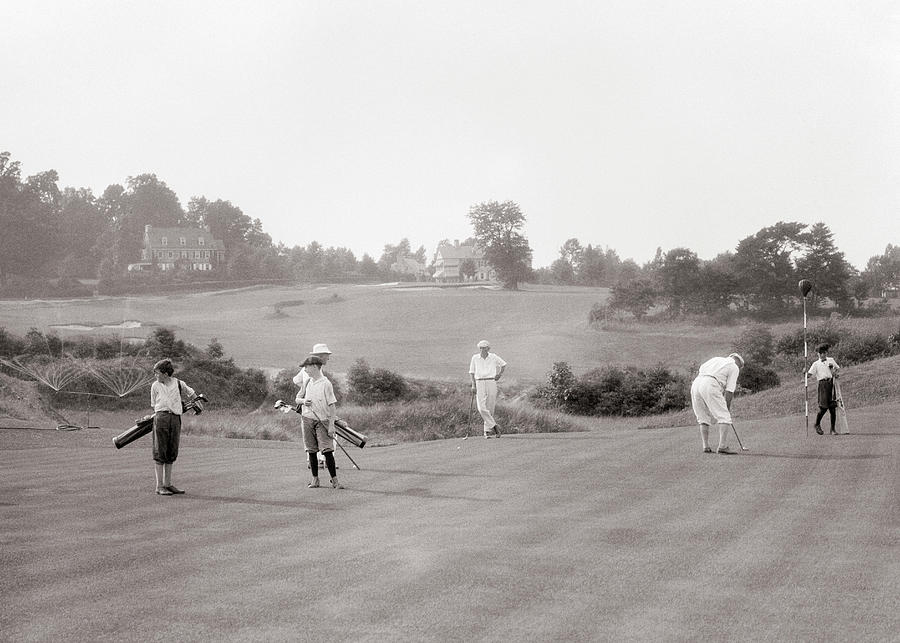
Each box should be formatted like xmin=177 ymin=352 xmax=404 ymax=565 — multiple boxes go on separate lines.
xmin=128 ymin=224 xmax=226 ymax=272
xmin=432 ymin=240 xmax=495 ymax=282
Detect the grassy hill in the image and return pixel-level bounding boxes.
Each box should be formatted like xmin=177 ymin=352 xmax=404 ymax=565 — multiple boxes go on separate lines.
xmin=0 ymin=283 xmax=743 ymax=384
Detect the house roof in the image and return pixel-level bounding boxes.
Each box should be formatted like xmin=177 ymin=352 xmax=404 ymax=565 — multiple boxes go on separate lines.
xmin=145 ymin=226 xmax=225 ymax=250
xmin=436 ymin=244 xmax=481 ymax=260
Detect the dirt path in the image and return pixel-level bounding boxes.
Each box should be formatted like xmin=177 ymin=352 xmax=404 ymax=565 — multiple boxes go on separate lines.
xmin=1 ymin=405 xmax=897 ymax=641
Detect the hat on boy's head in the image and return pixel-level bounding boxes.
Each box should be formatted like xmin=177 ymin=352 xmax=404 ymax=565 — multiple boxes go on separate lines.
xmin=477 ymin=340 xmax=490 ymax=348
xmin=300 ymin=355 xmax=325 ymax=368
xmin=728 ymin=352 xmax=745 ymax=368
xmin=310 ymin=343 xmax=332 ymax=355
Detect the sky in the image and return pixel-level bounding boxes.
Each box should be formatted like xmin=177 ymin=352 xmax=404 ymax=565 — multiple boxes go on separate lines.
xmin=3 ymin=1 xmax=900 ymax=270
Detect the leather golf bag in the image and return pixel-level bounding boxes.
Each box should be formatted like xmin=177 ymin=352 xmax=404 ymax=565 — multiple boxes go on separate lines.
xmin=274 ymin=399 xmax=367 ymax=448
xmin=114 ymin=394 xmax=208 ymax=449
xmin=113 ymin=415 xmax=154 ymax=449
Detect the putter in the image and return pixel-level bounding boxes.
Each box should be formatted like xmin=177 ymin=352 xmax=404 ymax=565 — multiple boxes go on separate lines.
xmin=731 ymin=424 xmax=749 ymax=451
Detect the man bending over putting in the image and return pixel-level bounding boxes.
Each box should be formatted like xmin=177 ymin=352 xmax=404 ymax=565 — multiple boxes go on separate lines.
xmin=691 ymin=353 xmax=744 ymax=455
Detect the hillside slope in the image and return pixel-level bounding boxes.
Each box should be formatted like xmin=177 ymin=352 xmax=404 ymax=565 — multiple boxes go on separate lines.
xmin=638 ymin=353 xmax=900 ymax=430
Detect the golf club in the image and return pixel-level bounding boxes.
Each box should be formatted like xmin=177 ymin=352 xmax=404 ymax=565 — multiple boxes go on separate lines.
xmin=731 ymin=424 xmax=749 ymax=451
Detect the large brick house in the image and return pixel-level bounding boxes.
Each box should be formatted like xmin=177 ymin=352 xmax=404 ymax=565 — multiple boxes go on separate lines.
xmin=432 ymin=240 xmax=495 ymax=282
xmin=129 ymin=224 xmax=225 ymax=272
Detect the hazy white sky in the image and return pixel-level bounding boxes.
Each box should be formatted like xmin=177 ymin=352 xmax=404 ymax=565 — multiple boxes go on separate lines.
xmin=4 ymin=1 xmax=899 ymax=269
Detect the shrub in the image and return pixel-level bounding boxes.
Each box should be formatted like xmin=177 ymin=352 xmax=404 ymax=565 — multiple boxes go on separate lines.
xmin=737 ymin=363 xmax=780 ymax=394
xmin=547 ymin=363 xmax=688 ymax=417
xmin=736 ymin=324 xmax=775 ymax=366
xmin=834 ymin=332 xmax=892 ymax=366
xmin=346 ymin=358 xmax=407 ymax=405
xmin=532 ymin=361 xmax=576 ymax=407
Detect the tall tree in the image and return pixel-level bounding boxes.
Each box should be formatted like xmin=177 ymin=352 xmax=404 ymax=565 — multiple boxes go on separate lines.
xmin=795 ymin=222 xmax=854 ymax=308
xmin=57 ymin=187 xmax=106 ymax=277
xmin=658 ymin=248 xmax=702 ymax=316
xmin=468 ymin=200 xmax=533 ymax=290
xmin=732 ymin=221 xmax=806 ymax=312
xmin=187 ymin=197 xmax=252 ymax=247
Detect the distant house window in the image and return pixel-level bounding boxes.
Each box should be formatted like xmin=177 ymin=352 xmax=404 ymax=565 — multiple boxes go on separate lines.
xmin=181 ymin=250 xmax=188 ymax=259
xmin=204 ymin=250 xmax=210 ymax=259
xmin=162 ymin=237 xmax=168 ymax=246
xmin=198 ymin=237 xmax=205 ymax=246
xmin=168 ymin=251 xmax=174 ymax=259
xmin=180 ymin=237 xmax=186 ymax=246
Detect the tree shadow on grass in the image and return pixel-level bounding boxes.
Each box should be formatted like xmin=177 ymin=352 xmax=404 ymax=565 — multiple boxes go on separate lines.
xmin=184 ymin=494 xmax=338 ymax=510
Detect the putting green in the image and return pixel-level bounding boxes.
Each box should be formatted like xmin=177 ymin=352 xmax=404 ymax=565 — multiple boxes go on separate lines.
xmin=2 ymin=405 xmax=897 ymax=641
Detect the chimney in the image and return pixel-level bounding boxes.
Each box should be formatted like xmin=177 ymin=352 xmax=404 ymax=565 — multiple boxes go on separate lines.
xmin=454 ymin=239 xmax=459 ymax=247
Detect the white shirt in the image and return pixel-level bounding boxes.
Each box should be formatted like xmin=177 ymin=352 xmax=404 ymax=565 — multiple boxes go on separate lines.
xmin=301 ymin=375 xmax=337 ymax=421
xmin=469 ymin=353 xmax=507 ymax=379
xmin=808 ymin=357 xmax=839 ymax=381
xmin=697 ymin=356 xmax=740 ymax=393
xmin=150 ymin=378 xmax=195 ymax=415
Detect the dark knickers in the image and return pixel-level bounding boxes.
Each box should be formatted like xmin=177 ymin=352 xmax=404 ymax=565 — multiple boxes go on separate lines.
xmin=153 ymin=411 xmax=181 ymax=464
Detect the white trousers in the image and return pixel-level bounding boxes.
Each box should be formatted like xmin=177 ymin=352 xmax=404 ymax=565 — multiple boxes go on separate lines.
xmin=475 ymin=379 xmax=498 ymax=433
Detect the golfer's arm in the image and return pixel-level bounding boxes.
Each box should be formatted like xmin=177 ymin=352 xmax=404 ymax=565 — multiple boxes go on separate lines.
xmin=725 ymin=390 xmax=734 ymax=410
xmin=496 ymin=365 xmax=505 ymax=380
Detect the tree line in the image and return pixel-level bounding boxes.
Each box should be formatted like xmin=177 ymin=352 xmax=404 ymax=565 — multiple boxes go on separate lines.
xmin=540 ymin=222 xmax=900 ymax=318
xmin=2 ymin=151 xmax=897 ymax=306
xmin=0 ymin=151 xmax=433 ymax=293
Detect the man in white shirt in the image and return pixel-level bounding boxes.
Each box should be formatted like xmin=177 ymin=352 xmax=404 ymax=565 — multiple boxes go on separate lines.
xmin=690 ymin=353 xmax=744 ymax=455
xmin=469 ymin=340 xmax=507 ymax=438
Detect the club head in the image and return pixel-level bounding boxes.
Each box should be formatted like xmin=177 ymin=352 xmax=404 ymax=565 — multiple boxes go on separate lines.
xmin=741 ymin=446 xmax=750 ymax=451
xmin=461 ymin=436 xmax=468 ymax=440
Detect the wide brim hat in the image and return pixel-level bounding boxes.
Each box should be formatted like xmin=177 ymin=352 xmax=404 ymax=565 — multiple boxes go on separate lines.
xmin=310 ymin=343 xmax=332 ymax=354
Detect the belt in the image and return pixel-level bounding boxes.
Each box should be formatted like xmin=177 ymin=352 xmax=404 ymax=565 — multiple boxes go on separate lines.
xmin=475 ymin=377 xmax=496 ymax=381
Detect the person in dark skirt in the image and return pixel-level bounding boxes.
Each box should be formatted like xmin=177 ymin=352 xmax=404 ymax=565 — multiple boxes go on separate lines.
xmin=807 ymin=344 xmax=840 ymax=435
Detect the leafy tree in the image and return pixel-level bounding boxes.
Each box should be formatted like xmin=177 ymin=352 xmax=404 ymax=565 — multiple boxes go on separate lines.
xmin=57 ymin=187 xmax=107 ymax=277
xmin=689 ymin=253 xmax=738 ymax=314
xmin=550 ymin=258 xmax=575 ymax=284
xmin=0 ymin=154 xmax=60 ymax=282
xmin=468 ymin=200 xmax=533 ymax=290
xmin=378 ymin=238 xmax=412 ymax=272
xmin=658 ymin=247 xmax=701 ymax=316
xmin=187 ymin=197 xmax=252 ymax=247
xmin=609 ymin=277 xmax=656 ymax=319
xmin=459 ymin=258 xmax=477 ymax=280
xmin=795 ymin=222 xmax=853 ymax=309
xmin=206 ymin=337 xmax=225 ymax=360
xmin=732 ymin=221 xmax=806 ymax=312
xmin=577 ymin=244 xmax=607 ymax=286
xmin=860 ymin=244 xmax=900 ymax=298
